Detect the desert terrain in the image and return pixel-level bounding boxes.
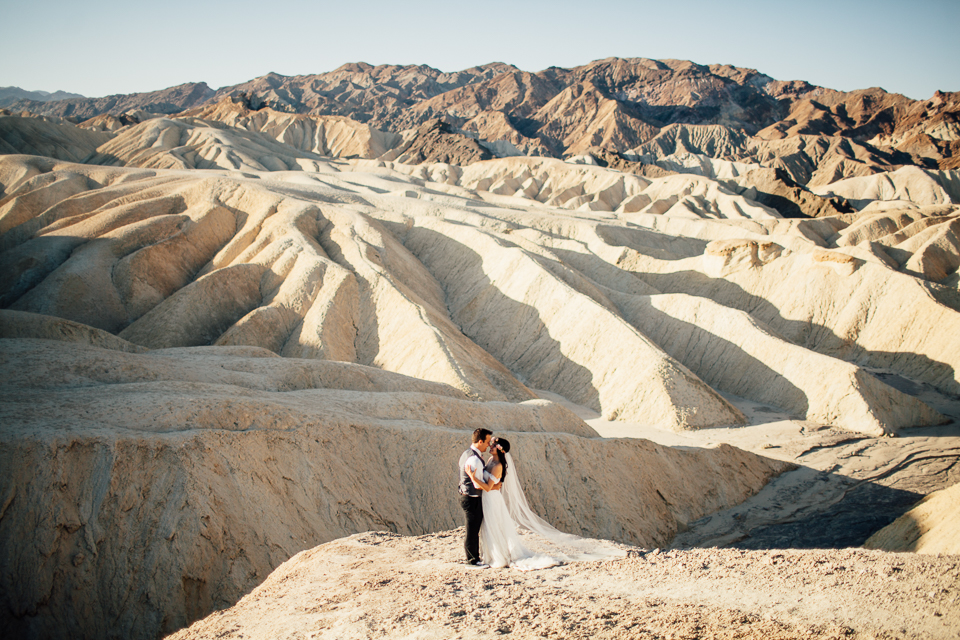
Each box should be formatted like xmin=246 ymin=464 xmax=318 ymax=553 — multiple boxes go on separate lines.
xmin=1 ymin=58 xmax=959 ymax=639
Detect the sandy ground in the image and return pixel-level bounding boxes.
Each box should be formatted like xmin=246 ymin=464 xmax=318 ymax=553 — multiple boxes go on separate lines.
xmin=168 ymin=530 xmax=959 ymax=640
xmin=168 ymin=388 xmax=960 ymax=640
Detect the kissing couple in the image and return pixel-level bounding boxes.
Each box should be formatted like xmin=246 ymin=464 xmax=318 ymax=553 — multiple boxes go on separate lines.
xmin=458 ymin=428 xmax=625 ymax=570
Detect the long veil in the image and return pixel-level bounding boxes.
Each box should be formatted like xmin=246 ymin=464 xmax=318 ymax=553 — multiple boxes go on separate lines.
xmin=500 ymin=452 xmax=626 ymax=563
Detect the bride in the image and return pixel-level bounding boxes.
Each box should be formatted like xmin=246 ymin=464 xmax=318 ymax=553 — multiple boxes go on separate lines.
xmin=476 ymin=438 xmax=625 ymax=570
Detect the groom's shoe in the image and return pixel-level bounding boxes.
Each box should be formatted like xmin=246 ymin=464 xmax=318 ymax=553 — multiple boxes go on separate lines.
xmin=467 ymin=561 xmax=489 ymax=569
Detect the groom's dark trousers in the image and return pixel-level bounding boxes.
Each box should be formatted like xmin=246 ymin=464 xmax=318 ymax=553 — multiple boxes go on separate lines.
xmin=461 ymin=495 xmax=483 ymax=564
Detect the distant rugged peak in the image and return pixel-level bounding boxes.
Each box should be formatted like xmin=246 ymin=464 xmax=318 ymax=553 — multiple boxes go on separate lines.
xmin=931 ymin=89 xmax=960 ymax=101
xmin=200 ymin=93 xmax=259 ymax=113
xmin=334 ymin=62 xmax=374 ymax=73
xmin=0 ymin=81 xmax=214 ymax=122
xmin=587 ymin=56 xmax=666 ymax=69
xmin=0 ymin=87 xmax=86 ymax=108
xmin=662 ymin=58 xmax=711 ymax=72
xmin=416 ymin=118 xmax=450 ymax=135
xmin=381 ymin=116 xmax=493 ymax=165
xmin=467 ymin=62 xmax=518 ymax=72
xmin=256 ymin=72 xmax=287 ymax=90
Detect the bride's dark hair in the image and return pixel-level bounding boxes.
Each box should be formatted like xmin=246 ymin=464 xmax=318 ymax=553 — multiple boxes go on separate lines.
xmin=494 ymin=438 xmax=511 ymax=482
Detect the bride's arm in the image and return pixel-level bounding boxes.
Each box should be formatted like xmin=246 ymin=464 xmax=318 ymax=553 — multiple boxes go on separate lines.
xmin=465 ymin=465 xmax=497 ymax=492
xmin=488 ymin=463 xmax=504 ymax=491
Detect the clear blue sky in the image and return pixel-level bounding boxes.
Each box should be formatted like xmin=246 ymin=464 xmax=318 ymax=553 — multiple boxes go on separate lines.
xmin=2 ymin=0 xmax=958 ymax=100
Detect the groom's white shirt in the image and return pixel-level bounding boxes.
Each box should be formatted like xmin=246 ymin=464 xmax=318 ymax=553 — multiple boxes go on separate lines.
xmin=464 ymin=445 xmax=485 ymax=489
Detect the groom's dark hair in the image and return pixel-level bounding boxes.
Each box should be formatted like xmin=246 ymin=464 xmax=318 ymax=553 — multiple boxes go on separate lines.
xmin=472 ymin=428 xmax=492 ymax=443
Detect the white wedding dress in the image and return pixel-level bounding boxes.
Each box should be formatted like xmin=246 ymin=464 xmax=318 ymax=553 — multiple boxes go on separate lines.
xmin=479 ymin=453 xmax=625 ymax=570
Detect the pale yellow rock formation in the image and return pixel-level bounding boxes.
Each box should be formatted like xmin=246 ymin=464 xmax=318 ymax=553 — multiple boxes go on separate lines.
xmin=0 ymin=309 xmax=146 ymax=352
xmin=865 ymin=482 xmax=960 ymax=555
xmin=629 ymin=125 xmax=907 ymax=188
xmin=902 ymin=217 xmax=960 ymax=282
xmin=620 ymin=237 xmax=960 ymax=399
xmin=383 ymin=156 xmax=780 ymax=220
xmin=612 ymin=291 xmax=943 ymax=435
xmin=85 ymin=117 xmax=333 ymax=172
xmin=181 ymin=98 xmax=402 ymax=159
xmin=0 ymin=158 xmax=535 ymax=402
xmin=811 ymin=166 xmax=960 ymax=209
xmin=821 ymin=207 xmax=960 ymax=284
xmin=1 ymin=154 xmax=948 ymax=432
xmin=403 ymin=217 xmax=745 ymax=429
xmin=483 ymin=224 xmax=945 ymax=434
xmin=0 ymin=338 xmax=787 ymax=639
xmin=0 ymin=114 xmax=110 ymax=162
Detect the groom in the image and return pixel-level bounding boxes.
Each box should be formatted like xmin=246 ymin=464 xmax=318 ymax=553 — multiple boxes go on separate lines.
xmin=458 ymin=428 xmax=499 ymax=566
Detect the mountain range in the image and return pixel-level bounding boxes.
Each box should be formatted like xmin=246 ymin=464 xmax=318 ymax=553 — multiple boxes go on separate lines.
xmin=0 ymin=86 xmax=85 ymax=108
xmin=4 ymin=58 xmax=958 ymax=171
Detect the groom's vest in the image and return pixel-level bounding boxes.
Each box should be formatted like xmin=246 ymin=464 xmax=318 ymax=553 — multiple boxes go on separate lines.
xmin=458 ymin=448 xmax=483 ymax=497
